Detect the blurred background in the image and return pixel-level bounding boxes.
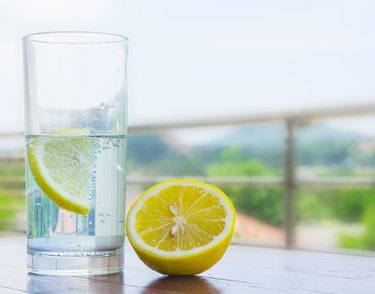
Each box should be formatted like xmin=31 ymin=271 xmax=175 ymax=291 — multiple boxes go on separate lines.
xmin=2 ymin=0 xmax=375 ymax=253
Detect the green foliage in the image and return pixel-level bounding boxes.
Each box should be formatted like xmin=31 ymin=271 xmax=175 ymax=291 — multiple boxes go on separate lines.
xmin=228 ymin=185 xmax=283 ymax=227
xmin=0 ymin=194 xmax=24 ymax=231
xmin=220 ymin=145 xmax=244 ymax=161
xmin=339 ymin=206 xmax=375 ymax=251
xmin=297 ymin=192 xmax=336 ymax=221
xmin=0 ymin=199 xmax=17 ymax=218
xmin=297 ymin=188 xmax=375 ymax=250
xmin=333 ymin=189 xmax=375 ymax=222
xmin=298 ymin=188 xmax=375 ymax=223
xmin=0 ymin=161 xmax=25 ymax=232
xmin=0 ymin=163 xmax=24 ymax=176
xmin=207 ymin=153 xmax=283 ymax=227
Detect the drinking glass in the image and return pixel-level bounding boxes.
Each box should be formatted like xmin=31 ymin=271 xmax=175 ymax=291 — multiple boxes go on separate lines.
xmin=23 ymin=32 xmax=128 ymax=275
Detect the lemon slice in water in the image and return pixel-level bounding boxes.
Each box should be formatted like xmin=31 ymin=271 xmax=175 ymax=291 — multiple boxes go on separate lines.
xmin=126 ymin=179 xmax=236 ymax=275
xmin=27 ymin=128 xmax=94 ymax=215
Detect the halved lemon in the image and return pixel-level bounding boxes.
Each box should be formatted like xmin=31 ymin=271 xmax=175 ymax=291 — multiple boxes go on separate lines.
xmin=26 ymin=128 xmax=94 ymax=215
xmin=126 ymin=179 xmax=236 ymax=275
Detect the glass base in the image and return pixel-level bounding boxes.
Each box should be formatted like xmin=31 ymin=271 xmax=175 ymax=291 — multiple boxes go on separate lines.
xmin=27 ymin=251 xmax=124 ymax=276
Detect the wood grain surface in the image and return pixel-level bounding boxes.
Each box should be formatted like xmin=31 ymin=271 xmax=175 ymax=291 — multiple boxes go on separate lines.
xmin=0 ymin=237 xmax=374 ymax=293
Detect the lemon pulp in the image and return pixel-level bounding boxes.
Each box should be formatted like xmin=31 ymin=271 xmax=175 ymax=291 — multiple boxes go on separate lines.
xmin=26 ymin=128 xmax=94 ymax=215
xmin=126 ymin=179 xmax=236 ymax=275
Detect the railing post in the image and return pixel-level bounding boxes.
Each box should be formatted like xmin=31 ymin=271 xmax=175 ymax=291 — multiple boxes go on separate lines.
xmin=284 ymin=117 xmax=296 ymax=248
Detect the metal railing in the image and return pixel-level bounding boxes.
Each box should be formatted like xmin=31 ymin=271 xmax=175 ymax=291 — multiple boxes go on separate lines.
xmin=2 ymin=103 xmax=375 ymax=247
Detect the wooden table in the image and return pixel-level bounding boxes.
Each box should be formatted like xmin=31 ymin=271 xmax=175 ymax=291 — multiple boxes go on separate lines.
xmin=0 ymin=236 xmax=374 ymax=293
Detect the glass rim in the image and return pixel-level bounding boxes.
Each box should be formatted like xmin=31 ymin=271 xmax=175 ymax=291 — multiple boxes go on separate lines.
xmin=23 ymin=31 xmax=129 ymax=45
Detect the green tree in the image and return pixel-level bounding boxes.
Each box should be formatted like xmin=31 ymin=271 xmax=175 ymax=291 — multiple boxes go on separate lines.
xmin=207 ymin=147 xmax=283 ymax=227
xmin=298 ymin=188 xmax=375 ymax=223
xmin=339 ymin=206 xmax=375 ymax=251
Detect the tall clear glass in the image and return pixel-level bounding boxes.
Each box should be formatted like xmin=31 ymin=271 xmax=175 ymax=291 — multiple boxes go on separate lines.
xmin=23 ymin=32 xmax=128 ymax=275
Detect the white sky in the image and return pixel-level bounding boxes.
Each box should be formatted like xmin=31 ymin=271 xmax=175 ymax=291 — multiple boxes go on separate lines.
xmin=1 ymin=0 xmax=375 ymax=135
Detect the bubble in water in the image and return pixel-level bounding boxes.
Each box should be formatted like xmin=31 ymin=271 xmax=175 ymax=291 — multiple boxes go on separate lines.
xmin=98 ymin=213 xmax=104 ymax=216
xmin=100 ymin=219 xmax=105 ymax=223
xmin=99 ymin=102 xmax=105 ymax=109
xmin=69 ymin=213 xmax=73 ymax=217
xmin=89 ymin=221 xmax=93 ymax=225
xmin=36 ymin=203 xmax=42 ymax=207
xmin=76 ymin=244 xmax=82 ymax=247
xmin=106 ymin=213 xmax=111 ymax=217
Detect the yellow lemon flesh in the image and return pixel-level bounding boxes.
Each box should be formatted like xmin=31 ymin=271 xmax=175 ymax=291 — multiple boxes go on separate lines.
xmin=26 ymin=128 xmax=94 ymax=215
xmin=126 ymin=179 xmax=236 ymax=275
